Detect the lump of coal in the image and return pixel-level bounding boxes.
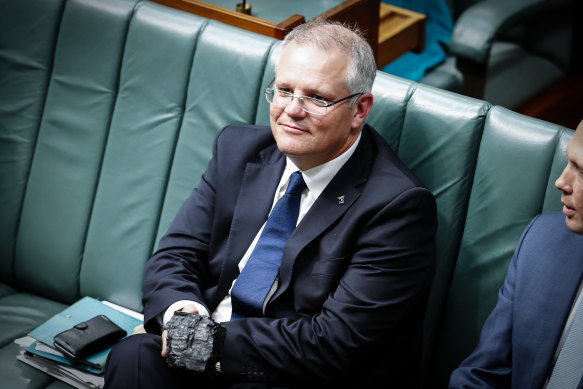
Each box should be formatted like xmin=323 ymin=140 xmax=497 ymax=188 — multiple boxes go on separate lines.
xmin=165 ymin=311 xmax=226 ymax=373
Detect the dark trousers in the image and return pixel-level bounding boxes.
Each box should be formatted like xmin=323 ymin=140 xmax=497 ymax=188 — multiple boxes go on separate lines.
xmin=104 ymin=334 xmax=272 ymax=389
xmin=104 ymin=333 xmax=206 ymax=389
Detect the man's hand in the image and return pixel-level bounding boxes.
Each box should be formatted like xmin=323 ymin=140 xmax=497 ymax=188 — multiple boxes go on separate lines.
xmin=161 ymin=304 xmax=199 ymax=357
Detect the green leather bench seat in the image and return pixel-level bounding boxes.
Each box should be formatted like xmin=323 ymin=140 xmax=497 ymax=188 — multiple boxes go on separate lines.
xmin=0 ymin=0 xmax=574 ymax=387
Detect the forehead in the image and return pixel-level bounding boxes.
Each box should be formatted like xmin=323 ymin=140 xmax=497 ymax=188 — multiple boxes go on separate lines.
xmin=567 ymin=125 xmax=583 ymax=162
xmin=275 ymin=42 xmax=350 ymax=92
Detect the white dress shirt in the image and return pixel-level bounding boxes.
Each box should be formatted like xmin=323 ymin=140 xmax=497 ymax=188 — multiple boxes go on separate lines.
xmin=164 ymin=133 xmax=361 ymax=324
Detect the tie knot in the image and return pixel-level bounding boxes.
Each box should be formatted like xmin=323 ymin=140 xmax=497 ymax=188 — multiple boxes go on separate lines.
xmin=286 ymin=171 xmax=306 ymax=196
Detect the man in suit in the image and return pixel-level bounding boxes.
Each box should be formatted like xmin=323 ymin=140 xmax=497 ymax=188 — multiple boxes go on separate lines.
xmin=449 ymin=119 xmax=583 ymax=388
xmin=105 ymin=19 xmax=437 ymax=388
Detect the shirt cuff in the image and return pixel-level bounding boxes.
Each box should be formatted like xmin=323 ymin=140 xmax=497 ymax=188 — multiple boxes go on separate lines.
xmin=162 ymin=300 xmax=210 ymax=325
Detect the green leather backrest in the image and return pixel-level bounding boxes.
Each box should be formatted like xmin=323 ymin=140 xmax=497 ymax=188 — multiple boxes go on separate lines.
xmin=254 ymin=44 xmax=278 ymax=126
xmin=4 ymin=0 xmax=276 ymax=312
xmin=369 ymin=74 xmax=491 ymax=375
xmin=0 ymin=0 xmax=66 ymax=284
xmin=429 ymin=107 xmax=573 ymax=386
xmin=81 ymin=2 xmax=208 ymax=310
xmin=157 ymin=20 xmax=276 ymax=244
xmin=14 ymin=0 xmax=138 ymax=303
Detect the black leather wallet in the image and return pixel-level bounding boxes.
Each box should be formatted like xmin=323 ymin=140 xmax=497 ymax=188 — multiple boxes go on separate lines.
xmin=53 ymin=315 xmax=126 ymax=361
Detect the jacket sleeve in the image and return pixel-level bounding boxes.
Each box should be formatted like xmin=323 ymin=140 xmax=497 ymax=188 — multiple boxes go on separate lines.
xmin=141 ymin=124 xmax=274 ymax=333
xmin=448 ymin=216 xmax=541 ymax=388
xmin=141 ymin=131 xmax=221 ymax=331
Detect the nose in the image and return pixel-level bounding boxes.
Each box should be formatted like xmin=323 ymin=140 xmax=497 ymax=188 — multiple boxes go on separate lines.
xmin=284 ymin=96 xmax=306 ymax=117
xmin=555 ymin=166 xmax=572 ymax=193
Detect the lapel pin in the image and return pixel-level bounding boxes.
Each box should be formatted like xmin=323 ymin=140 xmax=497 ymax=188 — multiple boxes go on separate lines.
xmin=337 ymin=195 xmax=345 ymax=205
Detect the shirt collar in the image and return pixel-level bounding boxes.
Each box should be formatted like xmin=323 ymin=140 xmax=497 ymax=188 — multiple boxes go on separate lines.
xmin=281 ymin=132 xmax=362 ymax=201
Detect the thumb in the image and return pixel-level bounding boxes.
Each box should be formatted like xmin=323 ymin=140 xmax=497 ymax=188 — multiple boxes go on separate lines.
xmin=161 ymin=330 xmax=168 ymax=358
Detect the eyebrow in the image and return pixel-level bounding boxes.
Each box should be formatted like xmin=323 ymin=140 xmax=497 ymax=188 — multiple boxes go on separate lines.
xmin=566 ymin=145 xmax=583 ymax=172
xmin=274 ymin=78 xmax=336 ymax=96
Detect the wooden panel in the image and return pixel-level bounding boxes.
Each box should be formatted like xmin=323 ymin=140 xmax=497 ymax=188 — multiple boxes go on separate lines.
xmin=150 ymin=0 xmax=304 ymax=39
xmin=377 ymin=3 xmax=425 ymax=68
xmin=150 ymin=0 xmax=426 ymax=67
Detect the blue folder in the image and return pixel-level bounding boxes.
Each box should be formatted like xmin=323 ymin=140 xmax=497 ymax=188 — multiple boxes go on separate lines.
xmin=26 ymin=296 xmax=142 ymax=374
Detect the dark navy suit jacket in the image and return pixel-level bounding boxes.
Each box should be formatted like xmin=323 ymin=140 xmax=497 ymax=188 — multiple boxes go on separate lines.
xmin=450 ymin=212 xmax=583 ymax=388
xmin=142 ymin=124 xmax=437 ymax=387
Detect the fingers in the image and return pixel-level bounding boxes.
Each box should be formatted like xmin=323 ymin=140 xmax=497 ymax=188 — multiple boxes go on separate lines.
xmin=179 ymin=304 xmax=199 ymax=314
xmin=161 ymin=330 xmax=168 ymax=358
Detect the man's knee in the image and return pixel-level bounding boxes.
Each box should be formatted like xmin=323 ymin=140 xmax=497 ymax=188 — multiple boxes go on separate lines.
xmin=105 ymin=333 xmax=162 ymax=389
xmin=108 ymin=333 xmax=160 ymax=365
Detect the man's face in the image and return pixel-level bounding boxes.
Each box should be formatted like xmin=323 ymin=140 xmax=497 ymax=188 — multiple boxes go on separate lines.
xmin=556 ymin=121 xmax=583 ymax=234
xmin=269 ymin=42 xmax=370 ymax=171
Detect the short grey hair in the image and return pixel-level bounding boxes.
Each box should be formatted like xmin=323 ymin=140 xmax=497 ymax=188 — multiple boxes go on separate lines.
xmin=280 ymin=18 xmax=376 ymax=100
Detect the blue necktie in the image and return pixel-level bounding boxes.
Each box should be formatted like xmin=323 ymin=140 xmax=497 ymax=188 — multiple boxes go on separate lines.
xmin=547 ymin=296 xmax=583 ymax=388
xmin=230 ymin=171 xmax=306 ymax=320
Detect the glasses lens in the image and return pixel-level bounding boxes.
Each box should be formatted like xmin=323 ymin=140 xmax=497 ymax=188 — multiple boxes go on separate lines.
xmin=301 ymin=98 xmax=326 ymax=115
xmin=266 ymin=88 xmax=290 ymax=107
xmin=264 ymin=88 xmax=326 ymax=115
xmin=265 ymin=88 xmax=274 ymax=104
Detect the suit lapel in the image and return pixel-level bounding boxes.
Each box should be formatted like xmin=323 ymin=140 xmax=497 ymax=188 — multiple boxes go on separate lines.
xmin=214 ymin=146 xmax=285 ymax=307
xmin=271 ymin=128 xmax=374 ymax=303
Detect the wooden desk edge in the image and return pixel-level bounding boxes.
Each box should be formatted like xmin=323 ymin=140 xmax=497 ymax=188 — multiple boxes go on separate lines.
xmin=151 ymin=0 xmax=305 ymax=39
xmin=377 ymin=3 xmax=426 ymax=67
xmin=149 ymin=0 xmax=425 ymax=68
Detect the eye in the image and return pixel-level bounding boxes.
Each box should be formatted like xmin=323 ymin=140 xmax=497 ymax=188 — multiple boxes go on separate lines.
xmin=310 ymin=94 xmax=328 ymax=102
xmin=277 ymin=88 xmax=293 ymax=96
xmin=307 ymin=95 xmax=330 ymax=108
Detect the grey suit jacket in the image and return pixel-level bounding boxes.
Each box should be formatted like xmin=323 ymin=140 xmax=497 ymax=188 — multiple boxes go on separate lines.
xmin=450 ymin=212 xmax=583 ymax=388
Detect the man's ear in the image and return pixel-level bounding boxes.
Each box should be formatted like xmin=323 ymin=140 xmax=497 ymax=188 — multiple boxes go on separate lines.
xmin=351 ymin=93 xmax=374 ymax=130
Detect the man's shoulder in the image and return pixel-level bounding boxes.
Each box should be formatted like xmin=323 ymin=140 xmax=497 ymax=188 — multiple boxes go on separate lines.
xmin=518 ymin=212 xmax=583 ymax=262
xmin=214 ymin=124 xmax=277 ymax=158
xmin=362 ymin=125 xmax=427 ymax=190
xmin=220 ymin=123 xmax=271 ymax=133
xmin=527 ymin=212 xmax=573 ymax=237
xmin=217 ymin=124 xmax=273 ymax=144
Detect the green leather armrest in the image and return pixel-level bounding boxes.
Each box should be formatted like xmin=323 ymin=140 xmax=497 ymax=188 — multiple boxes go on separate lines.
xmin=449 ymin=0 xmax=554 ymax=63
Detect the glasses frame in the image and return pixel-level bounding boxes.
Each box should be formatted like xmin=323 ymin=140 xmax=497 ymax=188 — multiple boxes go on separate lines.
xmin=264 ymin=80 xmax=363 ymax=116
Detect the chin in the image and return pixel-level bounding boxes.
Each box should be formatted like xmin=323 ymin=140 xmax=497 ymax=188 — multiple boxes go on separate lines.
xmin=566 ymin=217 xmax=583 ymax=236
xmin=277 ymin=145 xmax=307 ymax=159
xmin=274 ymin=136 xmax=307 ymax=155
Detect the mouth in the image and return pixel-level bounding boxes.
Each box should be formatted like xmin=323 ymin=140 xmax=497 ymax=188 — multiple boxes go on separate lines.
xmin=279 ymin=122 xmax=309 ymax=134
xmin=562 ymin=201 xmax=576 ymax=217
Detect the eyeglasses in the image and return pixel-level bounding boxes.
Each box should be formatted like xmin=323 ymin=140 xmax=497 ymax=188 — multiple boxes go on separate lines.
xmin=264 ymin=81 xmax=363 ymax=116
